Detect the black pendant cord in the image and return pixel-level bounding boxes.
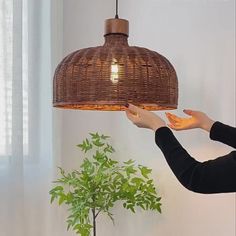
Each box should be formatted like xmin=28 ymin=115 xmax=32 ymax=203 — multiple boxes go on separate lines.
xmin=115 ymin=0 xmax=119 ymax=18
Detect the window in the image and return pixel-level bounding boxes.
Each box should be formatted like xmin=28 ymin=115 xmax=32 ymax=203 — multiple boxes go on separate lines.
xmin=0 ymin=0 xmax=28 ymax=157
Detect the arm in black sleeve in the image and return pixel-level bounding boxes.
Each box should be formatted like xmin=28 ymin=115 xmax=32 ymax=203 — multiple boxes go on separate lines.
xmin=155 ymin=127 xmax=236 ymax=194
xmin=210 ymin=121 xmax=236 ymax=148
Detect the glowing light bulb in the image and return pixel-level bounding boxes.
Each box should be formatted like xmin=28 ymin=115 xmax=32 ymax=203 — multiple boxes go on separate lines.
xmin=110 ymin=59 xmax=119 ymax=84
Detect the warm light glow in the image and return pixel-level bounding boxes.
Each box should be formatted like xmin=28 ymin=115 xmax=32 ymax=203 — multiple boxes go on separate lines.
xmin=110 ymin=59 xmax=119 ymax=83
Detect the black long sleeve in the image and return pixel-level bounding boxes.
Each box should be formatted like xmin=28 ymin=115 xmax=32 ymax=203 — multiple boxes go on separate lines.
xmin=210 ymin=121 xmax=236 ymax=148
xmin=155 ymin=122 xmax=236 ymax=194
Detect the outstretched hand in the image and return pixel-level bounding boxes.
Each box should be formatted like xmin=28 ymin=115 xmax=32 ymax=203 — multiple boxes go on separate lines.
xmin=125 ymin=104 xmax=215 ymax=133
xmin=125 ymin=104 xmax=166 ymax=131
xmin=165 ymin=109 xmax=215 ymax=132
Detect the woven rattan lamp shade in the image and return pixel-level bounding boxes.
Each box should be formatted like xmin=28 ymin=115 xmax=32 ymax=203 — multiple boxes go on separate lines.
xmin=53 ymin=18 xmax=178 ymax=111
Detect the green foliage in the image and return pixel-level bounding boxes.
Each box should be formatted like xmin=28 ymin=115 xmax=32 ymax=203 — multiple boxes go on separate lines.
xmin=50 ymin=132 xmax=162 ymax=236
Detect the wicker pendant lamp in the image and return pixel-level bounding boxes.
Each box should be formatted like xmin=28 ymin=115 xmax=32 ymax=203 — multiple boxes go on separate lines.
xmin=53 ymin=0 xmax=178 ymax=111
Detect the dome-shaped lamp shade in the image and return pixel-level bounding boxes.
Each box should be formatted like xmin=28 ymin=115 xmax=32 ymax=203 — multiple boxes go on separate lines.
xmin=53 ymin=18 xmax=178 ymax=111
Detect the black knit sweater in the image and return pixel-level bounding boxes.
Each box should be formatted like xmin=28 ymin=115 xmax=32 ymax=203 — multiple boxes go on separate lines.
xmin=155 ymin=121 xmax=236 ymax=194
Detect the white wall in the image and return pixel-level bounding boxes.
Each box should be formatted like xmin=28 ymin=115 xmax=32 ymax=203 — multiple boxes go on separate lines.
xmin=53 ymin=0 xmax=236 ymax=235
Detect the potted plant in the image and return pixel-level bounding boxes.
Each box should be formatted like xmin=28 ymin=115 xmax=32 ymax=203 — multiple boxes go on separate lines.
xmin=50 ymin=133 xmax=162 ymax=236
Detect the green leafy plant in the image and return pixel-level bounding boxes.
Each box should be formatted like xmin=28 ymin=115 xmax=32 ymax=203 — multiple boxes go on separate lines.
xmin=50 ymin=133 xmax=162 ymax=236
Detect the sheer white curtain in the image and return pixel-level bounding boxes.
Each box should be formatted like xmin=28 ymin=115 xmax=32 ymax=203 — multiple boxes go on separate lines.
xmin=0 ymin=0 xmax=57 ymax=235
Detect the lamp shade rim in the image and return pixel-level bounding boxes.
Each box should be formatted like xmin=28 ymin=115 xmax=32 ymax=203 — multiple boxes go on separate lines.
xmin=53 ymin=101 xmax=177 ymax=111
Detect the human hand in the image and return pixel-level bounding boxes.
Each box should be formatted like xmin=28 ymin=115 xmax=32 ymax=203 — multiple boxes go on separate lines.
xmin=165 ymin=109 xmax=215 ymax=132
xmin=125 ymin=104 xmax=166 ymax=131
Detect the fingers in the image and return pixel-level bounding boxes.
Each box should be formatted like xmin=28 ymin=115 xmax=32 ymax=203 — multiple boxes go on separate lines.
xmin=166 ymin=115 xmax=179 ymax=125
xmin=125 ymin=103 xmax=141 ymax=116
xmin=127 ymin=103 xmax=139 ymax=112
xmin=125 ymin=109 xmax=139 ymax=123
xmin=183 ymin=109 xmax=195 ymax=116
xmin=165 ymin=112 xmax=181 ymax=122
xmin=165 ymin=112 xmax=187 ymax=131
